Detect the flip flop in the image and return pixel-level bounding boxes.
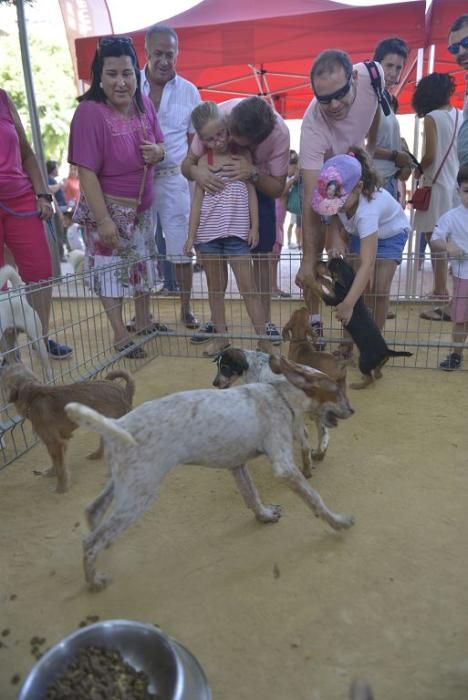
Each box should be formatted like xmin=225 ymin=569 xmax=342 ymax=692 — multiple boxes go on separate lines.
xmin=419 ymin=307 xmax=451 ymax=322
xmin=114 ymin=342 xmax=147 ymax=359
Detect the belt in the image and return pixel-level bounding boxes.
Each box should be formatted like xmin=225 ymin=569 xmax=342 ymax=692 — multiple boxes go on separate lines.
xmin=154 ymin=166 xmax=180 ymax=178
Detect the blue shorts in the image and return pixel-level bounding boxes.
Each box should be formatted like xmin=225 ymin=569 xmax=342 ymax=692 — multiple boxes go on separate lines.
xmin=252 ymin=190 xmax=276 ymax=254
xmin=195 ymin=236 xmax=251 ymax=256
xmin=382 ymin=175 xmax=398 ymax=201
xmin=349 ymin=230 xmax=408 ymax=264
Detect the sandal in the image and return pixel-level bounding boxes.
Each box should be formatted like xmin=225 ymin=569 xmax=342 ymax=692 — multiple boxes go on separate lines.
xmin=136 ymin=322 xmax=173 ymax=335
xmin=115 ymin=342 xmax=147 ymax=359
xmin=419 ymin=307 xmax=451 ymax=322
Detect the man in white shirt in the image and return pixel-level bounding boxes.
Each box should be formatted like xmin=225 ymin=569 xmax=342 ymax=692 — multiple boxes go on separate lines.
xmin=372 ymin=37 xmax=412 ymax=199
xmin=142 ymin=24 xmax=201 ymax=328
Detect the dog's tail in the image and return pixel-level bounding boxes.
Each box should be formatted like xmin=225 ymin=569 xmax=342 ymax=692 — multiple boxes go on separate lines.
xmin=65 ymin=402 xmax=137 ymax=446
xmin=104 ymin=369 xmax=135 ymax=405
xmin=0 ymin=265 xmax=23 ymax=289
xmin=387 ymin=349 xmax=413 ymax=358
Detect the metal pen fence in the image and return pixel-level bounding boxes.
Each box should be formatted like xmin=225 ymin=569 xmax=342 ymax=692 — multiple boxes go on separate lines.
xmin=0 ymin=249 xmax=464 ymax=468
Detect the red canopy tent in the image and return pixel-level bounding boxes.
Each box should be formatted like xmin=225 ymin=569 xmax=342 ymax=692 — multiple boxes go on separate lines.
xmin=74 ymin=0 xmax=427 ymax=118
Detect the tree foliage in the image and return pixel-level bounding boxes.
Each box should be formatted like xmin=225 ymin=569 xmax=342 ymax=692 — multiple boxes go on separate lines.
xmin=0 ymin=31 xmax=77 ymax=163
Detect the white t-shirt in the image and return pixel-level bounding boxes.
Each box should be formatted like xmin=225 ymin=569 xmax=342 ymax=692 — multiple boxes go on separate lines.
xmin=373 ymin=108 xmax=401 ymax=180
xmin=432 ymin=205 xmax=468 ymax=279
xmin=337 ymin=187 xmax=409 ymax=240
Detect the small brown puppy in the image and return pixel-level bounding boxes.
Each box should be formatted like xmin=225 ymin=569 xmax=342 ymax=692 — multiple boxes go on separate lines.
xmin=1 ymin=363 xmax=135 ymax=493
xmin=282 ymin=307 xmax=348 ymax=394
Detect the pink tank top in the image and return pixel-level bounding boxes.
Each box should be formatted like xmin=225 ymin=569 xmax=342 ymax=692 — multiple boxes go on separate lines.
xmin=0 ymin=89 xmax=33 ymax=199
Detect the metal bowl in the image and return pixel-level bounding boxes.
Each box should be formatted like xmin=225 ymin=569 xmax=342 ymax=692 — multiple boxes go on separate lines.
xmin=17 ymin=619 xmax=211 ymax=700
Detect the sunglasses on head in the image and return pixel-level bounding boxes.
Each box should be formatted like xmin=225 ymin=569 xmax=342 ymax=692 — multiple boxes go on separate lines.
xmin=315 ymin=74 xmax=353 ymax=105
xmin=99 ymin=36 xmax=134 ymax=49
xmin=448 ymin=36 xmax=468 ymax=55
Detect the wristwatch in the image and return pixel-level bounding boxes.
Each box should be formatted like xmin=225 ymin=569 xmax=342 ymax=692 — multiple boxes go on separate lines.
xmin=250 ymin=167 xmax=260 ymax=183
xmin=390 ymin=150 xmax=399 ymax=163
xmin=36 ymin=193 xmax=53 ymax=202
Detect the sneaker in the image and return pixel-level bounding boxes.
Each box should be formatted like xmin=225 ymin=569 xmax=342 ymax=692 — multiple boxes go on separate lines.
xmin=311 ymin=320 xmax=326 ymax=351
xmin=181 ymin=310 xmax=200 ymax=330
xmin=47 ymin=339 xmax=73 ymax=360
xmin=190 ymin=321 xmax=217 ymax=344
xmin=265 ymin=321 xmax=281 ymax=346
xmin=439 ymin=352 xmax=463 ymax=371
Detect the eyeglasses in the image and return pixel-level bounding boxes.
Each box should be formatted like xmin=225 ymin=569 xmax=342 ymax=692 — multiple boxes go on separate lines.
xmin=315 ymin=74 xmax=353 ymax=105
xmin=447 ymin=36 xmax=468 ymax=55
xmin=99 ymin=36 xmax=134 ymax=49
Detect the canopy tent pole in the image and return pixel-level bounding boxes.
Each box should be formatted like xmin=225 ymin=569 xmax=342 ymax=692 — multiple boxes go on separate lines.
xmin=15 ymin=0 xmax=46 ymax=180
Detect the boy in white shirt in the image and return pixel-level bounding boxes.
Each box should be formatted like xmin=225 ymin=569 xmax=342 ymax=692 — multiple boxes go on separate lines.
xmin=431 ymin=164 xmax=468 ymax=369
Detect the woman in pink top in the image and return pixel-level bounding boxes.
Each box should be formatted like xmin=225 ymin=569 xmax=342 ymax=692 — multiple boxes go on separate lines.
xmin=68 ymin=37 xmax=165 ymax=358
xmin=0 ymin=88 xmax=72 ymax=359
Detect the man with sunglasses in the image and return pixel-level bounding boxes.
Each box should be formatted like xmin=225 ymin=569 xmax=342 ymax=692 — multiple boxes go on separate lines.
xmin=297 ymin=49 xmax=383 ymax=335
xmin=142 ymin=24 xmax=201 ymax=329
xmin=448 ymin=14 xmax=468 ymax=166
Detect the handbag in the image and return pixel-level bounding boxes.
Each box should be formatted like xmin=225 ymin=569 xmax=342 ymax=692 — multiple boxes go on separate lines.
xmin=286 ymin=181 xmax=302 ymax=215
xmin=410 ymin=110 xmax=459 ymax=212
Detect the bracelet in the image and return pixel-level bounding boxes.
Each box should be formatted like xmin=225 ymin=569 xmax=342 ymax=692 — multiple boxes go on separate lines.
xmin=96 ymin=215 xmax=112 ymax=227
xmin=37 ymin=193 xmax=53 ymax=202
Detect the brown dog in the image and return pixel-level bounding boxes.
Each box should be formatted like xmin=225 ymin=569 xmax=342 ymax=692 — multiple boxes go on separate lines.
xmin=1 ymin=363 xmax=135 ymax=493
xmin=282 ymin=307 xmax=348 ymax=394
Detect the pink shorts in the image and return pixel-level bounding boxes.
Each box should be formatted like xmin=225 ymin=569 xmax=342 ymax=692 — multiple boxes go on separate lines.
xmin=0 ymin=191 xmax=52 ymax=282
xmin=450 ymin=276 xmax=468 ymax=323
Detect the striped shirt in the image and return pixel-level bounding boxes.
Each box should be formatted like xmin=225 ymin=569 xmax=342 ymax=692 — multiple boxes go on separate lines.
xmin=196 ymin=171 xmax=251 ymax=243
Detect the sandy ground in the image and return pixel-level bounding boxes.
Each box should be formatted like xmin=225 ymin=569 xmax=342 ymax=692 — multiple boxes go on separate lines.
xmin=1 ymin=348 xmax=468 ymax=699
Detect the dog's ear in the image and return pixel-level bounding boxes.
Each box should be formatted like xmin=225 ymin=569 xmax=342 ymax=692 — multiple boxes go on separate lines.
xmin=273 ymin=355 xmax=327 ymax=389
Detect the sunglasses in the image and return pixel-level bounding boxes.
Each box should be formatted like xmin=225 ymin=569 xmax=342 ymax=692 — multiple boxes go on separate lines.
xmin=99 ymin=36 xmax=134 ymax=49
xmin=315 ymin=74 xmax=353 ymax=105
xmin=448 ymin=36 xmax=468 ymax=55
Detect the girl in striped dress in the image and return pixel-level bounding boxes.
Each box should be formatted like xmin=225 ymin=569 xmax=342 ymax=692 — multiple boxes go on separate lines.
xmin=184 ymin=102 xmax=270 ymax=356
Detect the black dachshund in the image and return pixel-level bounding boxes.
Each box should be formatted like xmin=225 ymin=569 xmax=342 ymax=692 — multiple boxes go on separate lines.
xmin=312 ymin=257 xmax=412 ymax=389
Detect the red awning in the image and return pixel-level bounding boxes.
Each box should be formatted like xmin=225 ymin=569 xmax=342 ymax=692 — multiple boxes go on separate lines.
xmin=74 ymin=0 xmax=433 ymax=117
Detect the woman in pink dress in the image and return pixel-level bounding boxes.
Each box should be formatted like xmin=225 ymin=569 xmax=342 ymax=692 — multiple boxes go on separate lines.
xmin=68 ymin=37 xmax=165 ymax=358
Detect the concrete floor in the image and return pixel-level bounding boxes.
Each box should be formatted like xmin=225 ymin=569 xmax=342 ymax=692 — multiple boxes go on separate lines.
xmin=2 ymin=353 xmax=468 ymax=699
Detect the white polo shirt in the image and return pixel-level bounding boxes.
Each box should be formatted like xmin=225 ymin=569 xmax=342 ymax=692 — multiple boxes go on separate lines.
xmin=141 ymin=69 xmax=201 ymax=169
xmin=432 ymin=205 xmax=468 ymax=279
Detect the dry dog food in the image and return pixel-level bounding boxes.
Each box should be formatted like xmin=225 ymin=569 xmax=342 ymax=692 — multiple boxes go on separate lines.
xmin=44 ymin=646 xmax=159 ymax=699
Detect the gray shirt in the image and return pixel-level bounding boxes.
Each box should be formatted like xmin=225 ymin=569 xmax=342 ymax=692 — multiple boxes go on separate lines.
xmin=457 ymin=94 xmax=468 ymax=167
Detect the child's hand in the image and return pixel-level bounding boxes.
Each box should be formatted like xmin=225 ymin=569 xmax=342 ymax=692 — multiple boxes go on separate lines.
xmin=248 ymin=229 xmax=259 ymax=249
xmin=335 ymin=299 xmax=354 ymax=326
xmin=183 ymin=239 xmax=195 ymax=257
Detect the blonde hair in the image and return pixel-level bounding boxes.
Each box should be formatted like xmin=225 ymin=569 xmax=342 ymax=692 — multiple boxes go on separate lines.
xmin=191 ymin=101 xmax=221 ymax=135
xmin=348 ymin=146 xmax=382 ymax=201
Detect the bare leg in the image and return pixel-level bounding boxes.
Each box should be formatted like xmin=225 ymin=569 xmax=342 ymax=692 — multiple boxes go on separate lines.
xmin=231 ymin=464 xmax=281 ymax=522
xmin=199 ymin=255 xmax=229 ymax=352
xmin=229 ymin=257 xmax=266 ymax=335
xmin=27 ymin=283 xmax=52 ymax=336
xmin=364 ymin=258 xmax=397 ymax=331
xmin=99 ymin=296 xmax=131 ymax=347
xmin=133 ymin=292 xmax=152 ymax=332
xmin=274 ymin=460 xmax=355 ymax=530
xmin=428 ymin=233 xmax=449 ymax=298
xmin=451 ymin=321 xmax=468 ymax=355
xmin=175 ymin=262 xmax=194 ymax=317
xmin=252 ymin=254 xmax=272 ymax=323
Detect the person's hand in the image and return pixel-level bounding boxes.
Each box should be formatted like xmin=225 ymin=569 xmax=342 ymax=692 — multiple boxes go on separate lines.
xmin=222 ymin=155 xmax=254 ymax=182
xmin=193 ymin=165 xmax=225 ymax=194
xmin=295 ymin=258 xmax=315 ymax=289
xmin=394 ymin=151 xmax=411 ymax=169
xmin=139 ymin=141 xmax=165 ymax=165
xmin=248 ymin=228 xmax=259 ymax=249
xmin=97 ymin=218 xmax=120 ymax=249
xmin=335 ymin=300 xmax=354 ymax=326
xmin=37 ymin=198 xmax=54 ymax=221
xmin=183 ymin=238 xmax=195 ymax=257
xmin=327 ymin=247 xmax=346 ymax=259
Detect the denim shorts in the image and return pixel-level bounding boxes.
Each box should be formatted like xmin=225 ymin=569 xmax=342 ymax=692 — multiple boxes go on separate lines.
xmin=349 ymin=230 xmax=408 ymax=264
xmin=195 ymin=236 xmax=251 ymax=256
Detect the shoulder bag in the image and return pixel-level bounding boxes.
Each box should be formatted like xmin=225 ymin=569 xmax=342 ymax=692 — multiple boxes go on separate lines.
xmin=409 ymin=110 xmax=459 ymax=212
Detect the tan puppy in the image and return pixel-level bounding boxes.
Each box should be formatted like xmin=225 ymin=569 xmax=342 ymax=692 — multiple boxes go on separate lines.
xmin=1 ymin=363 xmax=135 ymax=493
xmin=282 ymin=307 xmax=348 ymax=394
